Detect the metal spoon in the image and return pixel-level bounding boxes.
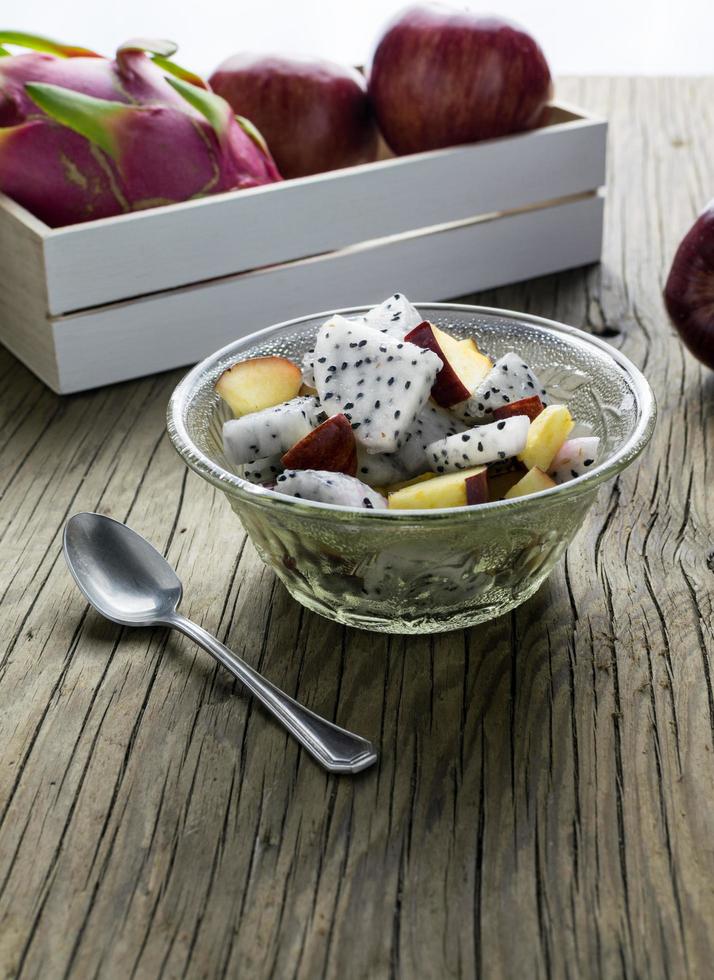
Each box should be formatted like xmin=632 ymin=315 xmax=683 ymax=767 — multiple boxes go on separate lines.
xmin=63 ymin=512 xmax=377 ymax=775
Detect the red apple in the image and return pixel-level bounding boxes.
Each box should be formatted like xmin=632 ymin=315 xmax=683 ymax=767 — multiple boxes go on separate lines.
xmin=367 ymin=4 xmax=552 ymax=156
xmin=465 ymin=468 xmax=489 ymax=505
xmin=281 ymin=413 xmax=357 ymax=476
xmin=492 ymin=395 xmax=544 ymax=422
xmin=405 ymin=321 xmax=492 ymax=406
xmin=664 ymin=200 xmax=714 ymax=369
xmin=209 ymin=53 xmax=378 ymax=179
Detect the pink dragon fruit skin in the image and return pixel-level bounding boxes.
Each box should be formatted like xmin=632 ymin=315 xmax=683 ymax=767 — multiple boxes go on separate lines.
xmin=0 ymin=34 xmax=208 ymax=126
xmin=4 ymin=79 xmax=280 ymax=226
xmin=0 ymin=119 xmax=124 ymax=225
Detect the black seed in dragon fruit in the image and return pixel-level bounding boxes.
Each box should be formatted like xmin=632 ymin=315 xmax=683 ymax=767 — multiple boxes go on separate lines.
xmin=395 ymin=402 xmax=467 ymax=477
xmin=274 ymin=469 xmax=388 ymax=509
xmin=548 ymin=437 xmax=600 ymax=483
xmin=454 ymin=352 xmax=547 ymax=421
xmin=427 ymin=416 xmax=530 ymax=473
xmin=356 ymin=292 xmax=423 ymax=339
xmin=238 ymin=455 xmax=283 ymax=484
xmin=312 ymin=315 xmax=442 ymax=454
xmin=223 ymin=396 xmax=320 ymax=464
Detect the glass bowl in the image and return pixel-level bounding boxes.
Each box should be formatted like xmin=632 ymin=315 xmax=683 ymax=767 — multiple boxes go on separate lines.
xmin=167 ymin=304 xmax=656 ymax=634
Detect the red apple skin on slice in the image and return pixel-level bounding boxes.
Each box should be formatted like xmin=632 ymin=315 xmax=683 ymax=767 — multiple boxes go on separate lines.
xmin=404 ymin=321 xmax=492 ymax=407
xmin=492 ymin=395 xmax=544 ymax=423
xmin=281 ymin=413 xmax=357 ymax=476
xmin=465 ymin=467 xmax=489 ymax=505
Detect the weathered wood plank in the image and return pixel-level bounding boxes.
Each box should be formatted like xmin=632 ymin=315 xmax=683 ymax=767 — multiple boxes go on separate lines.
xmin=0 ymin=77 xmax=713 ymax=980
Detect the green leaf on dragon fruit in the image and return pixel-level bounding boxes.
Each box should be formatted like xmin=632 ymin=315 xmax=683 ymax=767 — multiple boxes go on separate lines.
xmin=116 ymin=37 xmax=178 ymax=60
xmin=24 ymin=83 xmax=127 ymax=157
xmin=235 ymin=115 xmax=270 ymax=155
xmin=152 ymin=56 xmax=208 ymax=91
xmin=0 ymin=45 xmax=9 ymax=57
xmin=0 ymin=31 xmax=101 ymax=58
xmin=165 ymin=75 xmax=232 ymax=140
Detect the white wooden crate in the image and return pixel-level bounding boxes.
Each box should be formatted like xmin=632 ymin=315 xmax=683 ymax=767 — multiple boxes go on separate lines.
xmin=0 ymin=102 xmax=606 ymax=393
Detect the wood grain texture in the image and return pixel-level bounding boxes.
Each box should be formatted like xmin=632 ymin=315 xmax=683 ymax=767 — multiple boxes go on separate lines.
xmin=0 ymin=77 xmax=712 ymax=979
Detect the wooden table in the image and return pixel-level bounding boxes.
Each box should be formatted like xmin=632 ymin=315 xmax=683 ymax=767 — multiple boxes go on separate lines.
xmin=2 ymin=77 xmax=713 ymax=979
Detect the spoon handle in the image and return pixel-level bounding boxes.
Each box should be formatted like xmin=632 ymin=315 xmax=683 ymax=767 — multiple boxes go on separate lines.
xmin=167 ymin=614 xmax=377 ymax=775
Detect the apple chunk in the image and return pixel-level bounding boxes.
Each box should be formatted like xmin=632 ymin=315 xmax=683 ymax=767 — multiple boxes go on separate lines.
xmin=216 ymin=356 xmax=302 ymax=417
xmin=281 ymin=414 xmax=357 ymax=476
xmin=465 ymin=468 xmax=489 ymax=504
xmin=518 ymin=405 xmax=574 ymax=471
xmin=388 ymin=465 xmax=487 ymax=509
xmin=385 ymin=472 xmax=436 ymax=493
xmin=504 ymin=467 xmax=556 ymax=499
xmin=404 ymin=322 xmax=492 ymax=407
xmin=492 ymin=395 xmax=544 ymax=422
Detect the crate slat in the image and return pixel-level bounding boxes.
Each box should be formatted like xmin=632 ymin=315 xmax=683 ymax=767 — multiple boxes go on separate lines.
xmin=39 ymin=107 xmax=606 ymax=315
xmin=47 ymin=192 xmax=603 ymax=393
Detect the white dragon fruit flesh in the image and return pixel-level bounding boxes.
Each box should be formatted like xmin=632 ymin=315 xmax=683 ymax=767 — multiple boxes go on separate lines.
xmin=427 ymin=416 xmax=530 ymax=473
xmin=301 ymin=294 xmax=423 ymax=381
xmin=356 ymin=448 xmax=408 ymax=487
xmin=301 ymin=350 xmax=316 ymax=388
xmin=395 ymin=402 xmax=467 ymax=477
xmin=223 ymin=396 xmax=320 ymax=465
xmin=357 ymin=292 xmax=423 ymax=339
xmin=273 ymin=469 xmax=388 ymax=509
xmin=549 ymin=437 xmax=600 ymax=483
xmin=238 ymin=455 xmax=283 ymax=484
xmin=312 ymin=316 xmax=442 ymax=454
xmin=454 ymin=352 xmax=547 ymax=421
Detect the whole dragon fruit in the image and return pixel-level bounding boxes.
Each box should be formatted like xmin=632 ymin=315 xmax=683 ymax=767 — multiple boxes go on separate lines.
xmin=0 ymin=32 xmax=280 ymax=225
xmin=0 ymin=33 xmax=208 ymax=125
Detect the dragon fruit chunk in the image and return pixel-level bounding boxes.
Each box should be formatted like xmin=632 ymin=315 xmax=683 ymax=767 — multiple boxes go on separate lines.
xmin=395 ymin=402 xmax=467 ymax=477
xmin=356 ymin=448 xmax=408 ymax=487
xmin=223 ymin=396 xmax=319 ymax=465
xmin=357 ymin=293 xmax=423 ymax=339
xmin=549 ymin=437 xmax=600 ymax=483
xmin=427 ymin=416 xmax=530 ymax=473
xmin=238 ymin=454 xmax=284 ymax=484
xmin=274 ymin=469 xmax=388 ymax=509
xmin=454 ymin=352 xmax=547 ymax=421
xmin=312 ymin=315 xmax=442 ymax=454
xmin=301 ymin=350 xmax=316 ymax=388
xmin=301 ymin=294 xmax=423 ymax=381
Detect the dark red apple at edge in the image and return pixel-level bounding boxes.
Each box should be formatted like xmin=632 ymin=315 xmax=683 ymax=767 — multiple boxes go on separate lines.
xmin=210 ymin=53 xmax=379 ymax=179
xmin=367 ymin=3 xmax=552 ymax=156
xmin=664 ymin=200 xmax=714 ymax=369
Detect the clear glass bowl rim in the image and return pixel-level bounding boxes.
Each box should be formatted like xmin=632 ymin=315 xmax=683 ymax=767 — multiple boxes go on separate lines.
xmin=166 ymin=302 xmax=657 ymax=523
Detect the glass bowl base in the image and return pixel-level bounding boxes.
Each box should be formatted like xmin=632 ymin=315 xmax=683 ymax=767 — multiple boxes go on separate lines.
xmin=280 ymin=576 xmax=549 ymax=634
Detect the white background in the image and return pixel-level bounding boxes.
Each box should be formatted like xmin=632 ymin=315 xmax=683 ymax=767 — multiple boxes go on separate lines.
xmin=7 ymin=0 xmax=714 ymax=77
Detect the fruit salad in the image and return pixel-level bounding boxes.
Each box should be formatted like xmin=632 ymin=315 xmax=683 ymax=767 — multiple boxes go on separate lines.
xmin=217 ymin=294 xmax=600 ymax=511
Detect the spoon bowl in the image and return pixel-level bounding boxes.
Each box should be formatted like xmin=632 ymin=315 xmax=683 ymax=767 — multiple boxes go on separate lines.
xmin=64 ymin=512 xmax=182 ymax=626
